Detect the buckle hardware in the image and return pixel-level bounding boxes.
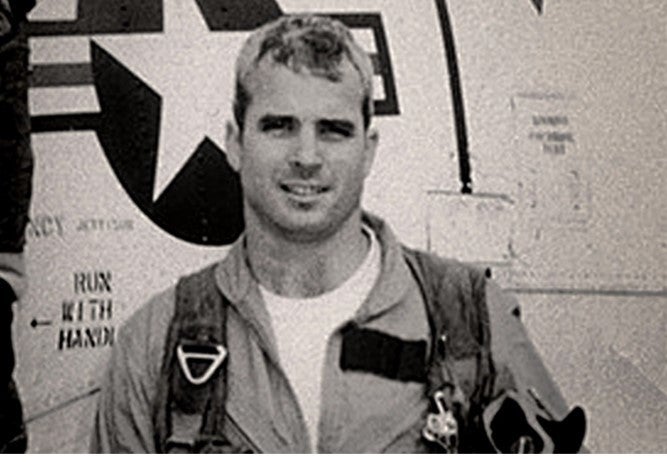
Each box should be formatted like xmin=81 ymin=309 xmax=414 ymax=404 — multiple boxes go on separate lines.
xmin=176 ymin=343 xmax=227 ymax=385
xmin=422 ymin=389 xmax=459 ymax=453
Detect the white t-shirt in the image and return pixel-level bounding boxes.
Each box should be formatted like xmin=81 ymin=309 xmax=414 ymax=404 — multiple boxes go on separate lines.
xmin=259 ymin=227 xmax=381 ymax=451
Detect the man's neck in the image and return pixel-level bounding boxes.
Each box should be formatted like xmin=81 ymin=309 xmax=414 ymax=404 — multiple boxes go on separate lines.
xmin=244 ymin=211 xmax=370 ymax=298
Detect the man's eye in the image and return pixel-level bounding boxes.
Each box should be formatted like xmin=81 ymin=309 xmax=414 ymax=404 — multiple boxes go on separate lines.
xmin=319 ymin=122 xmax=354 ymax=140
xmin=260 ymin=118 xmax=294 ymax=134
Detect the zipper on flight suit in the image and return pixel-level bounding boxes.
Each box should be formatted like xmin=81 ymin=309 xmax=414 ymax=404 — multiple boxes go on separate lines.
xmin=225 ymin=411 xmax=262 ymax=453
xmin=229 ymin=302 xmax=312 ymax=453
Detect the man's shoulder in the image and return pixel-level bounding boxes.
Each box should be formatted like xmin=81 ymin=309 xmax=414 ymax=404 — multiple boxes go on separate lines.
xmin=117 ymin=263 xmax=222 ymax=358
xmin=401 ymin=245 xmax=519 ymax=317
xmin=116 ymin=285 xmax=176 ymax=363
xmin=402 ymin=245 xmax=487 ymax=285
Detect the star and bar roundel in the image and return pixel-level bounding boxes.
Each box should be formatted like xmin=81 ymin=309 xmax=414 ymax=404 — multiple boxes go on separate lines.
xmin=28 ymin=0 xmax=400 ymax=245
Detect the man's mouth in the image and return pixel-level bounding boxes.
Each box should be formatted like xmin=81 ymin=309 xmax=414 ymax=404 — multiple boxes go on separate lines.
xmin=280 ymin=183 xmax=329 ymax=196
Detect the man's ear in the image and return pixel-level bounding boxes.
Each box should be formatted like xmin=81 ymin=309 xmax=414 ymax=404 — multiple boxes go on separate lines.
xmin=363 ymin=128 xmax=379 ymax=178
xmin=225 ymin=120 xmax=242 ymax=172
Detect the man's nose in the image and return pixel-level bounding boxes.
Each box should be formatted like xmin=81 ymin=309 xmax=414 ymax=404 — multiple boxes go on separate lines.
xmin=288 ymin=129 xmax=323 ymax=173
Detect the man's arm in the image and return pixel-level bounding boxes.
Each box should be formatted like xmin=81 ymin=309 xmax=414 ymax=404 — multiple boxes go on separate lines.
xmin=90 ymin=290 xmax=175 ymax=453
xmin=485 ymin=280 xmax=569 ymax=418
xmin=484 ymin=281 xmax=589 ymax=453
xmin=91 ymin=321 xmax=158 ymax=453
xmin=0 ymin=254 xmax=25 ymax=301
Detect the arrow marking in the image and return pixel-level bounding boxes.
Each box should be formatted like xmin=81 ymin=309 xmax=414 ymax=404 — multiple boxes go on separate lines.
xmin=30 ymin=318 xmax=53 ymax=328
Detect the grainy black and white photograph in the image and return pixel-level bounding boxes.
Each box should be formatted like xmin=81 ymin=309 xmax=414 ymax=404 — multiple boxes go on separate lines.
xmin=0 ymin=0 xmax=665 ymax=454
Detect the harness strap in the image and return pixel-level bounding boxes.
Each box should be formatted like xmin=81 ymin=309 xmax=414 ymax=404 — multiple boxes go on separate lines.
xmin=153 ymin=264 xmax=229 ymax=453
xmin=403 ymin=247 xmax=497 ymax=452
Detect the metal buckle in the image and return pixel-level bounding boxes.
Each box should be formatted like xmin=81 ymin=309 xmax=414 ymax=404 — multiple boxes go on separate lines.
xmin=422 ymin=388 xmax=459 ymax=453
xmin=176 ymin=343 xmax=227 ymax=385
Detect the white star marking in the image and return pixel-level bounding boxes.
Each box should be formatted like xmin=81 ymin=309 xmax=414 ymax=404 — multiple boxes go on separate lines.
xmin=93 ymin=0 xmax=247 ymax=202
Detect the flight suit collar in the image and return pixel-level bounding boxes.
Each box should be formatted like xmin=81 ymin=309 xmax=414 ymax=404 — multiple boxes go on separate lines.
xmin=214 ymin=211 xmax=415 ymax=325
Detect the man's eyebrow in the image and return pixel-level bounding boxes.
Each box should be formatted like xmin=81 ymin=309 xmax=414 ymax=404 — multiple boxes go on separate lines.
xmin=257 ymin=114 xmax=296 ymax=127
xmin=318 ymin=119 xmax=356 ymax=133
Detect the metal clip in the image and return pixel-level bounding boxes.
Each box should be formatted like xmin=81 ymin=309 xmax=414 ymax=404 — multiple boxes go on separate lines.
xmin=422 ymin=389 xmax=459 ymax=453
xmin=177 ymin=343 xmax=227 ymax=385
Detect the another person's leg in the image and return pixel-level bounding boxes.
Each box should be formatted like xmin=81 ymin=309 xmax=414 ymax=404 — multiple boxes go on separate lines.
xmin=0 ymin=280 xmax=26 ymax=453
xmin=0 ymin=0 xmax=35 ymax=453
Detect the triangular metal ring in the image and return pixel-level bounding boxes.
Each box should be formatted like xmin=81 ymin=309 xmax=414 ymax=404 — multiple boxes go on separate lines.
xmin=176 ymin=343 xmax=227 ymax=385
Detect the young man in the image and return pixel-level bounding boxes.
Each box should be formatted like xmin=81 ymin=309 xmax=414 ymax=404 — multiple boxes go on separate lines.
xmin=0 ymin=0 xmax=35 ymax=454
xmin=92 ymin=15 xmax=582 ymax=453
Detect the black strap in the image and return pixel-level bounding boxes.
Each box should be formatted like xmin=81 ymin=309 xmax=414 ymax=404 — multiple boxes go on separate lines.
xmin=402 ymin=248 xmax=459 ymax=394
xmin=196 ymin=274 xmax=229 ymax=451
xmin=154 ymin=264 xmax=229 ymax=453
xmin=403 ymin=247 xmax=497 ymax=452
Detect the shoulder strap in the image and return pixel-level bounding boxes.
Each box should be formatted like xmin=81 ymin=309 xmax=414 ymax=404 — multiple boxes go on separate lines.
xmin=153 ymin=263 xmax=229 ymax=453
xmin=403 ymin=246 xmax=496 ymax=452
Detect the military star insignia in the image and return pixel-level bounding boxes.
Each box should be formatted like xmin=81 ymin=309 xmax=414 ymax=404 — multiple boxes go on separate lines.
xmin=94 ymin=0 xmax=247 ymax=201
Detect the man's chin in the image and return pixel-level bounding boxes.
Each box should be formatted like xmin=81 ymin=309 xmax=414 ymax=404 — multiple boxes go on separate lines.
xmin=276 ymin=219 xmax=334 ymax=243
xmin=247 ymin=198 xmax=360 ymax=243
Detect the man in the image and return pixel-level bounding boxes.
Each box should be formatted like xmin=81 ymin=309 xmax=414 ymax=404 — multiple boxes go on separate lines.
xmin=0 ymin=0 xmax=35 ymax=454
xmin=92 ymin=14 xmax=583 ymax=453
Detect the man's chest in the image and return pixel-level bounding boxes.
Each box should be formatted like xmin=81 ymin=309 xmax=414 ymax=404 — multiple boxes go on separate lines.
xmin=222 ymin=307 xmax=432 ymax=453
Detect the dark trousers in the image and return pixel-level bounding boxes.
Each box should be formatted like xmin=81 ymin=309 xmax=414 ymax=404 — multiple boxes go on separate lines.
xmin=0 ymin=279 xmax=26 ymax=453
xmin=0 ymin=22 xmax=31 ymax=454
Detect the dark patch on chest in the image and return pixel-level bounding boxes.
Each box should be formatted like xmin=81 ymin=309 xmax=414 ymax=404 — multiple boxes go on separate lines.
xmin=340 ymin=326 xmax=427 ymax=383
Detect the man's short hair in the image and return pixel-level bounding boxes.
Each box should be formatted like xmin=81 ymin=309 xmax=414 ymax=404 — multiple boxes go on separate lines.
xmin=233 ymin=14 xmax=375 ymax=133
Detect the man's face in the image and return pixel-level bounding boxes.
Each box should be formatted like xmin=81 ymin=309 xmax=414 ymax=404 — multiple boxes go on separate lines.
xmin=226 ymin=60 xmax=378 ymax=242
